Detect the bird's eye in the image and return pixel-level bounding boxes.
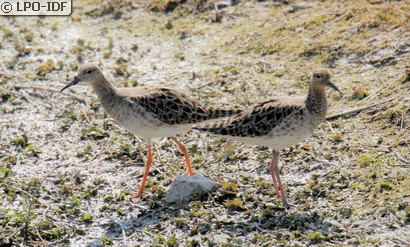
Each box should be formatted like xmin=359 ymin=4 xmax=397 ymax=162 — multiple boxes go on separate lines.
xmin=314 ymin=74 xmax=321 ymax=79
xmin=86 ymin=69 xmax=93 ymax=74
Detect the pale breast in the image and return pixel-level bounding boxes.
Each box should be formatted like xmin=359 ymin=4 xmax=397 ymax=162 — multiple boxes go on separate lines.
xmin=261 ymin=110 xmax=307 ymax=149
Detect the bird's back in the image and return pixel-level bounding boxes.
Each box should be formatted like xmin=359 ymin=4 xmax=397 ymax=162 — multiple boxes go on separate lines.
xmin=99 ymin=86 xmax=241 ymax=140
xmin=193 ymin=97 xmax=320 ymax=150
xmin=116 ymin=86 xmax=242 ymax=125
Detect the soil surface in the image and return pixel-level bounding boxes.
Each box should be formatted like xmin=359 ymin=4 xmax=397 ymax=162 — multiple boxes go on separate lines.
xmin=1 ymin=0 xmax=409 ymax=246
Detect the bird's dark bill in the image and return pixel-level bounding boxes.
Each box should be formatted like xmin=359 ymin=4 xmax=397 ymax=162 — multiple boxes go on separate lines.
xmin=326 ymin=81 xmax=342 ymax=93
xmin=60 ymin=76 xmax=80 ymax=92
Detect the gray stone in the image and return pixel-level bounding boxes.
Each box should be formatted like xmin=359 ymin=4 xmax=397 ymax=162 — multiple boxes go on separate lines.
xmin=284 ymin=2 xmax=314 ymax=13
xmin=165 ymin=175 xmax=220 ymax=204
xmin=212 ymin=233 xmax=230 ymax=244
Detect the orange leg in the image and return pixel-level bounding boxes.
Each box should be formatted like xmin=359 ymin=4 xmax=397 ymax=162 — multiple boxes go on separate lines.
xmin=133 ymin=143 xmax=153 ymax=198
xmin=269 ymin=151 xmax=289 ymax=209
xmin=269 ymin=157 xmax=282 ymax=198
xmin=171 ymin=137 xmax=194 ymax=176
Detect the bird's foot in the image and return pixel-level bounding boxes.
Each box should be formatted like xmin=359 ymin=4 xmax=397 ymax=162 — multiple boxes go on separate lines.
xmin=131 ymin=192 xmax=143 ymax=199
xmin=282 ymin=200 xmax=299 ymax=211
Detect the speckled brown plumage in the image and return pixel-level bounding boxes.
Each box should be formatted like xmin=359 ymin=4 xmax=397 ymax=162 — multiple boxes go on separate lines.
xmin=60 ymin=63 xmax=241 ymax=198
xmin=127 ymin=87 xmax=241 ymax=125
xmin=194 ymin=69 xmax=342 ymax=209
xmin=196 ymin=99 xmax=304 ymax=137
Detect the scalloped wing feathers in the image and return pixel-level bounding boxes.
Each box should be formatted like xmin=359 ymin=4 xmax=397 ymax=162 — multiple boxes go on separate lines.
xmin=125 ymin=87 xmax=241 ymax=125
xmin=194 ymin=99 xmax=304 ymax=137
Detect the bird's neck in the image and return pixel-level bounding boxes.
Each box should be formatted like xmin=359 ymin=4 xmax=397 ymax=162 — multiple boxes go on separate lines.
xmin=305 ymin=84 xmax=328 ymax=117
xmin=91 ymin=76 xmax=117 ymax=101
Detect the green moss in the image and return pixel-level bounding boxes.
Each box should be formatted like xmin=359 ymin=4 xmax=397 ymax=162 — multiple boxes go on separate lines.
xmin=175 ymin=218 xmax=188 ymax=229
xmin=6 ymin=191 xmax=17 ymax=201
xmin=106 ymin=143 xmax=142 ymax=161
xmin=358 ymin=155 xmax=375 ymax=167
xmin=405 ymin=207 xmax=410 ymax=223
xmin=220 ymin=244 xmax=234 ymax=247
xmin=221 ymin=181 xmax=238 ymax=193
xmin=41 ymin=227 xmax=64 ymax=240
xmin=103 ymin=50 xmax=112 ymax=58
xmin=63 ymin=109 xmax=78 ymax=120
xmin=224 ymin=65 xmax=241 ymax=75
xmin=290 ymin=230 xmax=302 ymax=240
xmin=123 ymin=79 xmax=138 ymax=87
xmin=224 ymin=198 xmax=246 ymax=211
xmin=93 ymin=177 xmax=106 ymax=185
xmin=175 ymin=52 xmax=185 ymax=61
xmin=339 ymin=207 xmax=352 ymax=219
xmin=2 ymin=29 xmax=14 ymax=37
xmin=240 ymin=174 xmax=251 ymax=182
xmin=148 ymin=0 xmax=182 ymax=12
xmin=186 ymin=239 xmax=200 ymax=247
xmin=24 ymin=143 xmax=39 ymax=157
xmin=216 ymin=145 xmax=236 ymax=161
xmin=114 ymin=64 xmax=129 ymax=77
xmin=83 ymin=126 xmax=109 ymax=140
xmin=189 ymin=210 xmax=204 ymax=218
xmin=351 ymin=87 xmax=369 ymax=100
xmin=367 ymin=238 xmax=380 ymax=244
xmin=153 ymin=233 xmax=166 ymax=245
xmin=14 ymin=134 xmax=28 ymax=147
xmin=3 ymin=211 xmax=25 ymax=226
xmin=77 ymin=38 xmax=85 ymax=46
xmin=50 ymin=22 xmax=59 ymax=30
xmin=379 ymin=182 xmax=393 ymax=191
xmin=100 ymin=237 xmax=113 ymax=245
xmin=255 ymin=177 xmax=273 ymax=192
xmin=74 ymin=227 xmax=86 ymax=235
xmin=29 ymin=177 xmax=41 ymax=187
xmin=324 ymin=153 xmax=333 ymax=160
xmin=70 ymin=196 xmax=81 ymax=207
xmin=166 ymin=234 xmax=178 ymax=246
xmin=36 ymin=59 xmax=54 ymax=76
xmin=6 ymin=155 xmax=17 ymax=165
xmin=114 ymin=207 xmax=123 ymax=216
xmin=37 ymin=220 xmax=56 ymax=230
xmin=308 ymin=231 xmax=325 ymax=243
xmin=329 ymin=132 xmax=344 ymax=143
xmin=59 ymin=184 xmax=74 ymax=196
xmin=80 ymin=214 xmax=93 ymax=223
xmin=16 ymin=46 xmax=32 ymax=56
xmin=0 ymin=166 xmax=11 ymax=178
xmin=24 ymin=32 xmax=34 ymax=42
xmin=100 ymin=205 xmax=113 ymax=212
xmin=83 ymin=189 xmax=98 ymax=199
xmin=115 ymin=56 xmax=128 ymax=64
xmin=76 ymin=143 xmax=92 ymax=158
xmin=107 ymin=37 xmax=114 ymax=49
xmin=191 ymin=156 xmax=204 ymax=169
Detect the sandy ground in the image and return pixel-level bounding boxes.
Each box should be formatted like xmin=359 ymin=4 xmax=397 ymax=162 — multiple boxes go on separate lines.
xmin=1 ymin=0 xmax=410 ymax=246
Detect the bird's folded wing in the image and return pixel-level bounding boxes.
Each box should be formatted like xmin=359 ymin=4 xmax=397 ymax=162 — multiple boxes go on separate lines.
xmin=194 ymin=99 xmax=304 ymax=137
xmin=126 ymin=87 xmax=241 ymax=125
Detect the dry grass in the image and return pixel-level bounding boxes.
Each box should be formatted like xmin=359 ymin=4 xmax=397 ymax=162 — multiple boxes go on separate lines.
xmin=0 ymin=0 xmax=409 ymax=246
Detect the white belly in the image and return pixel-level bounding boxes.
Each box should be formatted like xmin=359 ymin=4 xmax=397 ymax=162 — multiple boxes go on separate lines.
xmin=118 ymin=116 xmax=192 ymax=140
xmin=216 ymin=115 xmax=317 ymax=151
xmin=223 ymin=129 xmax=312 ymax=151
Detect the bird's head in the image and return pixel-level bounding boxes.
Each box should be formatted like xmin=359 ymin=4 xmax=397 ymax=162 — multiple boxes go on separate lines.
xmin=311 ymin=68 xmax=342 ymax=94
xmin=61 ymin=63 xmax=103 ymax=92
